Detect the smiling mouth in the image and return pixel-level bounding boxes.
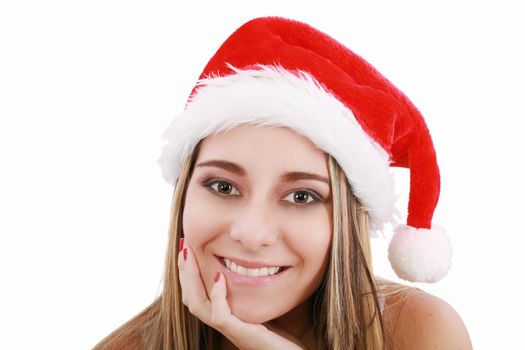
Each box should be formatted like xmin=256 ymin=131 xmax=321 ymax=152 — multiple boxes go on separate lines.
xmin=219 ymin=257 xmax=290 ymax=277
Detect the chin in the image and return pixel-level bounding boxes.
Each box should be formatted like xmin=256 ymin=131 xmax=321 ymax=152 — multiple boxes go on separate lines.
xmin=229 ymin=297 xmax=286 ymax=323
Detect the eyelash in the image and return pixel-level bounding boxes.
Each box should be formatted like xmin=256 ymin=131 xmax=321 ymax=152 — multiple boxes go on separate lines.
xmin=202 ymin=179 xmax=324 ymax=206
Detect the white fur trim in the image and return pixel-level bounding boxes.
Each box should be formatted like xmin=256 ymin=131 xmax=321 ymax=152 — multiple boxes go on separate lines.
xmin=388 ymin=224 xmax=452 ymax=283
xmin=158 ymin=65 xmax=398 ymax=231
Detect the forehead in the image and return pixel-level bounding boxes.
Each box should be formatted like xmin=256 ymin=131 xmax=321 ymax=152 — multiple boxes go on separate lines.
xmin=196 ymin=124 xmax=329 ymax=175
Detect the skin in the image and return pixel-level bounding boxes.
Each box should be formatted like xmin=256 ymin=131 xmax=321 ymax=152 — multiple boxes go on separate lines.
xmin=383 ymin=289 xmax=473 ymax=349
xmin=179 ymin=124 xmax=333 ymax=349
xmin=176 ymin=124 xmax=473 ymax=350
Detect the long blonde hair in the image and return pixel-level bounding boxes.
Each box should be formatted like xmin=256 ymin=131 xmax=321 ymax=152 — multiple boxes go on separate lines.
xmin=93 ymin=143 xmax=412 ymax=350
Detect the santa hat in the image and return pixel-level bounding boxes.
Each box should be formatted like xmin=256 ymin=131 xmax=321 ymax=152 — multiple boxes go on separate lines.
xmin=157 ymin=17 xmax=452 ymax=283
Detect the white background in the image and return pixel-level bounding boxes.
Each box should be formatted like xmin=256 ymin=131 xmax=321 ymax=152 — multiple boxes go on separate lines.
xmin=1 ymin=1 xmax=524 ymax=349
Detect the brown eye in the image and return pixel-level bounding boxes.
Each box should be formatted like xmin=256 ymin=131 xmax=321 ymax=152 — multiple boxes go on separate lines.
xmin=217 ymin=181 xmax=233 ymax=194
xmin=283 ymin=190 xmax=319 ymax=205
xmin=206 ymin=180 xmax=240 ymax=196
xmin=294 ymin=191 xmax=309 ymax=203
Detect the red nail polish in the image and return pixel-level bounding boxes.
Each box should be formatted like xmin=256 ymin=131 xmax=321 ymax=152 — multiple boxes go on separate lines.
xmin=183 ymin=248 xmax=187 ymax=261
xmin=214 ymin=272 xmax=220 ymax=282
xmin=179 ymin=238 xmax=184 ymax=252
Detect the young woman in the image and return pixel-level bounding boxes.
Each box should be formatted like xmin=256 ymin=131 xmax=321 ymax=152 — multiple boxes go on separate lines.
xmin=93 ymin=17 xmax=472 ymax=349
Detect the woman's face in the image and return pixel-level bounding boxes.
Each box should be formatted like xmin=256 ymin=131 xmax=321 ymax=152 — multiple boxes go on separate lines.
xmin=182 ymin=124 xmax=332 ymax=323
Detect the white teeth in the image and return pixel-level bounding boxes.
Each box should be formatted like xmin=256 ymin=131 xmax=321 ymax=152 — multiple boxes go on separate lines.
xmin=223 ymin=258 xmax=282 ymax=277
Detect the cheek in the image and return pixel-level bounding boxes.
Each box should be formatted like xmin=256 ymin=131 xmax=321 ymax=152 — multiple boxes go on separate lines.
xmin=273 ymin=207 xmax=332 ymax=306
xmin=182 ymin=185 xmax=231 ymax=247
xmin=287 ymin=207 xmax=332 ymax=294
xmin=286 ymin=207 xmax=332 ymax=261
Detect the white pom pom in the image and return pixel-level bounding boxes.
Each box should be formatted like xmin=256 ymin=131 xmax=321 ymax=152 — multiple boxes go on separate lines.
xmin=388 ymin=224 xmax=452 ymax=283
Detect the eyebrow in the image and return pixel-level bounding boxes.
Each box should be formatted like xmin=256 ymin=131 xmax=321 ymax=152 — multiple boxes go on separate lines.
xmin=195 ymin=159 xmax=330 ymax=185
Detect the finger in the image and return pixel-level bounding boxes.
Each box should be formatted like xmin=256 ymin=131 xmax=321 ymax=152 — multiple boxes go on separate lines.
xmin=177 ymin=245 xmax=212 ymax=323
xmin=209 ymin=273 xmax=262 ymax=338
xmin=209 ymin=272 xmax=234 ymax=328
xmin=176 ymin=238 xmax=188 ymax=269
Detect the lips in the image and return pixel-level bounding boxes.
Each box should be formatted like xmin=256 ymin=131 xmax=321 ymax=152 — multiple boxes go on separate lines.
xmin=217 ymin=255 xmax=290 ymax=278
xmin=223 ymin=257 xmax=281 ymax=277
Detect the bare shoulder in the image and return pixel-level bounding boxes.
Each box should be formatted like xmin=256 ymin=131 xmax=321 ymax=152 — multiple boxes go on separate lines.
xmin=383 ymin=288 xmax=472 ymax=350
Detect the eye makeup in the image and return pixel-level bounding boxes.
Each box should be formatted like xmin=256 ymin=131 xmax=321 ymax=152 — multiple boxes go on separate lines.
xmin=201 ymin=177 xmax=326 ymax=206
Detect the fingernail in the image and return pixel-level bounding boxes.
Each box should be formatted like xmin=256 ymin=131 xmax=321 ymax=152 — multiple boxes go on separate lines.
xmin=179 ymin=238 xmax=184 ymax=252
xmin=183 ymin=248 xmax=188 ymax=261
xmin=214 ymin=272 xmax=220 ymax=282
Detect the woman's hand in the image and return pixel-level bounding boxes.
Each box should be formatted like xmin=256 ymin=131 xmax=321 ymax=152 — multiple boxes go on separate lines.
xmin=177 ymin=242 xmax=305 ymax=350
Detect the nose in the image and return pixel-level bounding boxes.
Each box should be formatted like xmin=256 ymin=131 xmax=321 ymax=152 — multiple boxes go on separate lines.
xmin=229 ymin=202 xmax=280 ymax=251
